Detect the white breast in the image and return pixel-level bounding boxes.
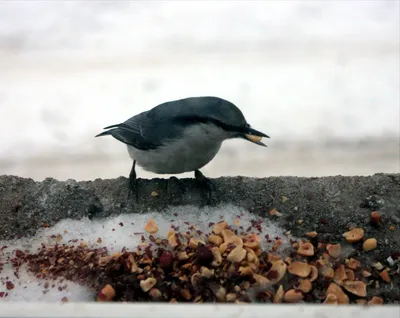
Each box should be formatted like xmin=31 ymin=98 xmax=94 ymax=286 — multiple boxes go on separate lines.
xmin=127 ymin=123 xmax=229 ymax=174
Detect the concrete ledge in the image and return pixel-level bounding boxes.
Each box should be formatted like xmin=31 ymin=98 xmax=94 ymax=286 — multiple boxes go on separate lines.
xmin=1 ymin=173 xmax=399 ymax=241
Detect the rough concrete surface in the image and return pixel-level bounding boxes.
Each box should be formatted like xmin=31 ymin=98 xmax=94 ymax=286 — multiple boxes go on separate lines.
xmin=1 ymin=173 xmax=400 ymax=302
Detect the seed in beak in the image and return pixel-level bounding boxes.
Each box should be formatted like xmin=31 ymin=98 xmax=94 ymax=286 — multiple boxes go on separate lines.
xmin=245 ymin=134 xmax=262 ymax=143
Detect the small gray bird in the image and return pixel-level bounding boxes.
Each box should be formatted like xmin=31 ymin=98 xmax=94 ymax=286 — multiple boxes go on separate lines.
xmin=95 ymin=96 xmax=269 ymax=199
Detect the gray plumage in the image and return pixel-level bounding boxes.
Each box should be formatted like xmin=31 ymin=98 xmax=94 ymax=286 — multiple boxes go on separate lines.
xmin=95 ymin=96 xmax=269 ymax=179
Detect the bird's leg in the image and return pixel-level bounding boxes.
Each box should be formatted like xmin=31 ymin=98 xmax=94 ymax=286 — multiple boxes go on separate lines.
xmin=194 ymin=169 xmax=216 ymax=205
xmin=128 ymin=160 xmax=138 ymax=202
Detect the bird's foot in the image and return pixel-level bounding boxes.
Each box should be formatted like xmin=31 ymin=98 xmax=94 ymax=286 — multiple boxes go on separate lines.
xmin=128 ymin=160 xmax=139 ymax=203
xmin=195 ymin=170 xmax=216 ymax=206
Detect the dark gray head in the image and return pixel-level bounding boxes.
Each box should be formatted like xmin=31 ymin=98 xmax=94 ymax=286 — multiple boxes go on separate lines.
xmin=151 ymin=96 xmax=270 ymax=146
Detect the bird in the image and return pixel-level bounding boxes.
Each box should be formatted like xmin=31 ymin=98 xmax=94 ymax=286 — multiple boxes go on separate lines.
xmin=95 ymin=96 xmax=269 ymax=202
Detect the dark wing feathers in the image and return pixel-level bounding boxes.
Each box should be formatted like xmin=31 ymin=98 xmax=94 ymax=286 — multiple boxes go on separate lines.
xmin=95 ymin=96 xmax=247 ymax=150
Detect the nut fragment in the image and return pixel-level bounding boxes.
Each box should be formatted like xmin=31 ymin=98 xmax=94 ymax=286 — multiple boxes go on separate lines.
xmin=342 ymin=228 xmax=364 ymax=243
xmin=288 ymin=262 xmax=311 ymax=277
xmin=362 ymin=270 xmax=371 ymax=278
xmin=144 ymin=218 xmax=158 ymax=234
xmin=306 ymin=231 xmax=318 ymax=238
xmin=273 ymin=285 xmax=284 ymax=303
xmin=284 ymin=289 xmax=303 ymax=303
xmin=380 ymin=269 xmax=391 ymax=283
xmin=127 ymin=254 xmax=143 ymax=273
xmin=243 ymin=234 xmax=261 ymax=249
xmin=345 ymin=268 xmax=355 ymax=281
xmin=167 ymin=230 xmax=179 ymax=248
xmin=253 ymin=274 xmax=270 ymax=287
xmin=317 ymin=262 xmax=334 ymax=280
xmin=269 ymin=208 xmax=282 ymax=217
xmin=200 ymin=266 xmax=214 ymax=278
xmin=140 ymin=277 xmax=157 ymax=292
xmin=309 ymin=266 xmax=319 ymax=282
xmin=221 ymin=229 xmax=243 ymax=246
xmin=180 ymin=288 xmax=192 ymax=300
xmin=177 ymin=251 xmax=189 ymax=261
xmin=324 ymin=294 xmax=338 ymax=304
xmin=215 ymin=286 xmax=227 ymax=301
xmin=342 ymin=280 xmax=367 ymax=297
xmin=226 ymin=293 xmax=237 ymax=302
xmin=333 ymin=265 xmax=347 ymax=285
xmin=356 ymin=299 xmax=367 ymax=305
xmin=326 ymin=283 xmax=349 ymax=304
xmin=213 ymin=221 xmax=228 ymax=234
xmin=297 ymin=279 xmax=312 ymax=293
xmin=238 ymin=266 xmax=254 ymax=277
xmin=326 ymin=244 xmax=341 ymax=258
xmin=347 ymin=258 xmax=361 ymax=270
xmin=297 ymin=242 xmax=314 ymax=256
xmin=149 ymin=288 xmax=162 ymax=300
xmin=208 ymin=234 xmax=223 ymax=246
xmin=234 ymin=218 xmax=240 ymax=226
xmin=227 ymin=246 xmax=246 ymax=263
xmin=368 ymin=296 xmax=384 ymax=305
xmin=211 ymin=247 xmax=222 ymax=267
xmin=98 ymin=284 xmax=115 ymax=302
xmin=266 ymin=260 xmax=287 ymax=283
xmin=363 ymin=238 xmax=377 ymax=252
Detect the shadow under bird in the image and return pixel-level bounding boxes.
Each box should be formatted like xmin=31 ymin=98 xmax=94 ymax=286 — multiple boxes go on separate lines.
xmin=95 ymin=96 xmax=269 ymax=202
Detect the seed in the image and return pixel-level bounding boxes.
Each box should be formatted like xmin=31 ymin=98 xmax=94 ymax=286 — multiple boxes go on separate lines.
xmin=284 ymin=289 xmax=303 ymax=303
xmin=326 ymin=244 xmax=341 ymax=258
xmin=342 ymin=228 xmax=364 ymax=243
xmin=159 ymin=251 xmax=174 ymax=269
xmin=370 ymin=211 xmax=381 ymax=226
xmin=363 ymin=238 xmax=377 ymax=251
xmin=197 ymin=245 xmax=214 ymax=265
xmin=144 ymin=218 xmax=158 ymax=234
xmin=297 ymin=242 xmax=314 ymax=256
xmin=288 ymin=262 xmax=311 ymax=277
xmin=227 ymin=246 xmax=247 ymax=263
xmin=326 ymin=283 xmax=349 ymax=304
xmin=208 ymin=234 xmax=223 ymax=246
xmin=342 ymin=280 xmax=367 ymax=297
xmin=140 ymin=277 xmax=157 ymax=292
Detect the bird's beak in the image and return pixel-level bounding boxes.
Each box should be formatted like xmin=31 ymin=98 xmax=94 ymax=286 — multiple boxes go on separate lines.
xmin=242 ymin=127 xmax=270 ymax=147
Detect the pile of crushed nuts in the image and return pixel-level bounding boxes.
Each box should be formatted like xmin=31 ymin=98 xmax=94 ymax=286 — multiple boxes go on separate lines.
xmin=1 ymin=211 xmax=398 ymax=304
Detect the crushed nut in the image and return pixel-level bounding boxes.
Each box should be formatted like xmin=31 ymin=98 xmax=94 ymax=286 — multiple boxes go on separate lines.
xmin=347 ymin=258 xmax=361 ymax=270
xmin=144 ymin=218 xmax=158 ymax=234
xmin=213 ymin=221 xmax=228 ymax=234
xmin=266 ymin=260 xmax=287 ymax=283
xmin=380 ymin=269 xmax=391 ymax=283
xmin=177 ymin=251 xmax=189 ymax=261
xmin=140 ymin=277 xmax=157 ymax=292
xmin=326 ymin=283 xmax=349 ymax=304
xmin=324 ymin=294 xmax=338 ymax=304
xmin=297 ymin=242 xmax=314 ymax=256
xmin=309 ymin=266 xmax=319 ymax=282
xmin=167 ymin=230 xmax=179 ymax=248
xmin=208 ymin=234 xmax=223 ymax=246
xmin=211 ymin=247 xmax=222 ymax=267
xmin=306 ymin=231 xmax=318 ymax=238
xmin=284 ymin=289 xmax=303 ymax=303
xmin=342 ymin=280 xmax=367 ymax=297
xmin=368 ymin=296 xmax=384 ymax=305
xmin=297 ymin=279 xmax=312 ymax=293
xmin=221 ymin=229 xmax=243 ymax=246
xmin=98 ymin=284 xmax=115 ymax=302
xmin=333 ymin=265 xmax=347 ymax=285
xmin=342 ymin=228 xmax=364 ymax=243
xmin=326 ymin=244 xmax=341 ymax=258
xmin=273 ymin=285 xmax=284 ymax=303
xmin=200 ymin=266 xmax=214 ymax=278
xmin=288 ymin=262 xmax=311 ymax=277
xmin=243 ymin=234 xmax=261 ymax=249
xmin=363 ymin=238 xmax=377 ymax=251
xmin=227 ymin=246 xmax=246 ymax=263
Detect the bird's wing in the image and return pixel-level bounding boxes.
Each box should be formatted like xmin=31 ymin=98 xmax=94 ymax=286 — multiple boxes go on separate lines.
xmin=96 ymin=111 xmax=186 ymax=151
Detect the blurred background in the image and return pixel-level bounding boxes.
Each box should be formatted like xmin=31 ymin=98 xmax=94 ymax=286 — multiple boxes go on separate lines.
xmin=0 ymin=0 xmax=399 ymax=181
